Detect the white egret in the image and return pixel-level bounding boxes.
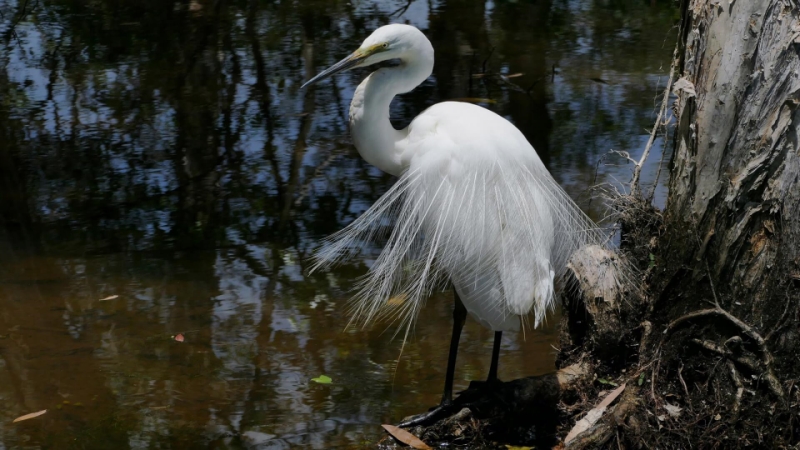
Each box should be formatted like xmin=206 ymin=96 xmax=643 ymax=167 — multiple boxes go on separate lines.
xmin=303 ymin=24 xmax=609 ymax=426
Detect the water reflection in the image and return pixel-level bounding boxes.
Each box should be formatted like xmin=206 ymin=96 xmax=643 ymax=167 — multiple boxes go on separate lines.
xmin=0 ymin=0 xmax=676 ymax=447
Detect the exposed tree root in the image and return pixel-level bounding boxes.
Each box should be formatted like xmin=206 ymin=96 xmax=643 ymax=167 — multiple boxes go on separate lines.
xmin=727 ymin=360 xmax=744 ymax=416
xmin=667 ymin=305 xmax=784 ymax=399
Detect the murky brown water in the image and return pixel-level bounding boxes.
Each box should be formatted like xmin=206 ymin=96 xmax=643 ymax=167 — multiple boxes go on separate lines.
xmin=0 ymin=0 xmax=676 ymax=448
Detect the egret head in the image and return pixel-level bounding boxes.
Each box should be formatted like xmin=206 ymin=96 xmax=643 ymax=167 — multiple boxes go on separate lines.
xmin=301 ymin=24 xmax=431 ymax=88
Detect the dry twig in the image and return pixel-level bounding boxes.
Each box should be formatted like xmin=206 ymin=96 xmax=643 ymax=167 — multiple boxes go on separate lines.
xmin=727 ymin=360 xmax=744 ymax=416
xmin=677 ymin=363 xmax=691 ymax=406
xmin=631 ymin=41 xmax=679 ymax=195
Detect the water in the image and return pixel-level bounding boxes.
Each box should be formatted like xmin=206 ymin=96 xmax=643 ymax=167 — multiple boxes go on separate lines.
xmin=0 ymin=0 xmax=677 ymax=448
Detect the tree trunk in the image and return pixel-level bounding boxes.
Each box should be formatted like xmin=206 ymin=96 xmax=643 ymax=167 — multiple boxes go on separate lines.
xmin=663 ymin=0 xmax=800 ymax=303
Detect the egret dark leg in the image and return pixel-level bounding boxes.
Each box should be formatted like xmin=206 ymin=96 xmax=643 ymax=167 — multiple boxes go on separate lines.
xmin=399 ymin=289 xmax=466 ymax=427
xmin=441 ymin=290 xmax=467 ymax=404
xmin=487 ymin=331 xmax=502 ymax=383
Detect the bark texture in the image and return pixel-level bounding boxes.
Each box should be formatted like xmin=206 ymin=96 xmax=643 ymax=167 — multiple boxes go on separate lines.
xmin=665 ymin=0 xmax=800 ymax=296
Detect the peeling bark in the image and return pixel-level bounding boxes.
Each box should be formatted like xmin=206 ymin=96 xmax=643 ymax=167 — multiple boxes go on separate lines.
xmin=666 ymin=0 xmax=800 ymax=296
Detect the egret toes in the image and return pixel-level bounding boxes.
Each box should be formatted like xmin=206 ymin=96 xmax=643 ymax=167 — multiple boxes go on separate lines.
xmin=397 ymin=401 xmax=454 ymax=428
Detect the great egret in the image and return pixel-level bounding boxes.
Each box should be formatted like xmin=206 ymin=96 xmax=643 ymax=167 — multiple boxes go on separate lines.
xmin=304 ymin=24 xmax=607 ymax=426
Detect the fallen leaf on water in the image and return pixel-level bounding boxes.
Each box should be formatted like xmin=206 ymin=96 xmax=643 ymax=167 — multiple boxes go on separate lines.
xmin=505 ymin=446 xmax=532 ymax=450
xmin=564 ymin=384 xmax=626 ymax=444
xmin=99 ymin=295 xmax=119 ymax=301
xmin=174 ymin=334 xmax=185 ymax=342
xmin=381 ymin=424 xmax=432 ymax=449
xmin=311 ymin=375 xmax=332 ymax=384
xmin=13 ymin=410 xmax=47 ymax=423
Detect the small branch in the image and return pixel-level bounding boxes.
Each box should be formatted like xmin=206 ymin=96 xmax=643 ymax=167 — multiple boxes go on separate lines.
xmin=702 ymin=259 xmax=722 ymax=309
xmin=389 ymin=0 xmax=414 ymax=17
xmin=611 ymin=150 xmax=638 ymax=166
xmin=525 ymin=78 xmax=542 ymax=94
xmin=727 ymin=361 xmax=744 ymax=416
xmin=631 ymin=39 xmax=679 ymax=196
xmin=666 ymin=308 xmax=720 ymax=330
xmin=677 ymin=363 xmax=691 ymax=406
xmin=647 ymin=116 xmax=671 ymax=202
xmin=651 ymin=353 xmax=660 ymax=406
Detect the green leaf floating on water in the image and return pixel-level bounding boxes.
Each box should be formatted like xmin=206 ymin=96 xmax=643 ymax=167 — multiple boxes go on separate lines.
xmin=311 ymin=375 xmax=332 ymax=384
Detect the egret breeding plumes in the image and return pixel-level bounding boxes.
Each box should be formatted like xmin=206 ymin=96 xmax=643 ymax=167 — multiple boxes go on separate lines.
xmin=303 ymin=24 xmax=614 ymax=426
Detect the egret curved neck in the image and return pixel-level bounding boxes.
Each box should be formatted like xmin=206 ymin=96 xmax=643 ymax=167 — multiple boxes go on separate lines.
xmin=349 ymin=57 xmax=432 ymax=176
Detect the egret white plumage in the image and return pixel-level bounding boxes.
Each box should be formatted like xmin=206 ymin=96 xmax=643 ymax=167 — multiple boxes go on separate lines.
xmin=303 ymin=24 xmax=609 ymax=426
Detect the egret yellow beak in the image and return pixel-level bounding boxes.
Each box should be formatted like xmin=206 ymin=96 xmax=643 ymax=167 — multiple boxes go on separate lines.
xmin=301 ymin=44 xmax=385 ymax=88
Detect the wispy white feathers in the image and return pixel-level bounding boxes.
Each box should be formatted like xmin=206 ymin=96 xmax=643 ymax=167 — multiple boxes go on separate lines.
xmin=312 ymin=108 xmax=609 ymax=336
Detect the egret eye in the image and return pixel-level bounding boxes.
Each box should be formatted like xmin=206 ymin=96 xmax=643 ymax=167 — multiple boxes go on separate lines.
xmin=382 ymin=43 xmax=389 ymax=49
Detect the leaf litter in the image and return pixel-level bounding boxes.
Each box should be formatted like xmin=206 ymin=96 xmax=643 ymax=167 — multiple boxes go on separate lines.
xmin=564 ymin=383 xmax=626 ymax=444
xmin=381 ymin=424 xmax=432 ymax=449
xmin=13 ymin=410 xmax=47 ymax=423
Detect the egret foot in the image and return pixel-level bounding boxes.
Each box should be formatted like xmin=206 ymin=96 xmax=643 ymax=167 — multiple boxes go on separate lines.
xmin=397 ymin=401 xmax=454 ymax=428
xmin=398 ymin=291 xmax=467 ymax=429
xmin=399 ymin=379 xmax=506 ymax=428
